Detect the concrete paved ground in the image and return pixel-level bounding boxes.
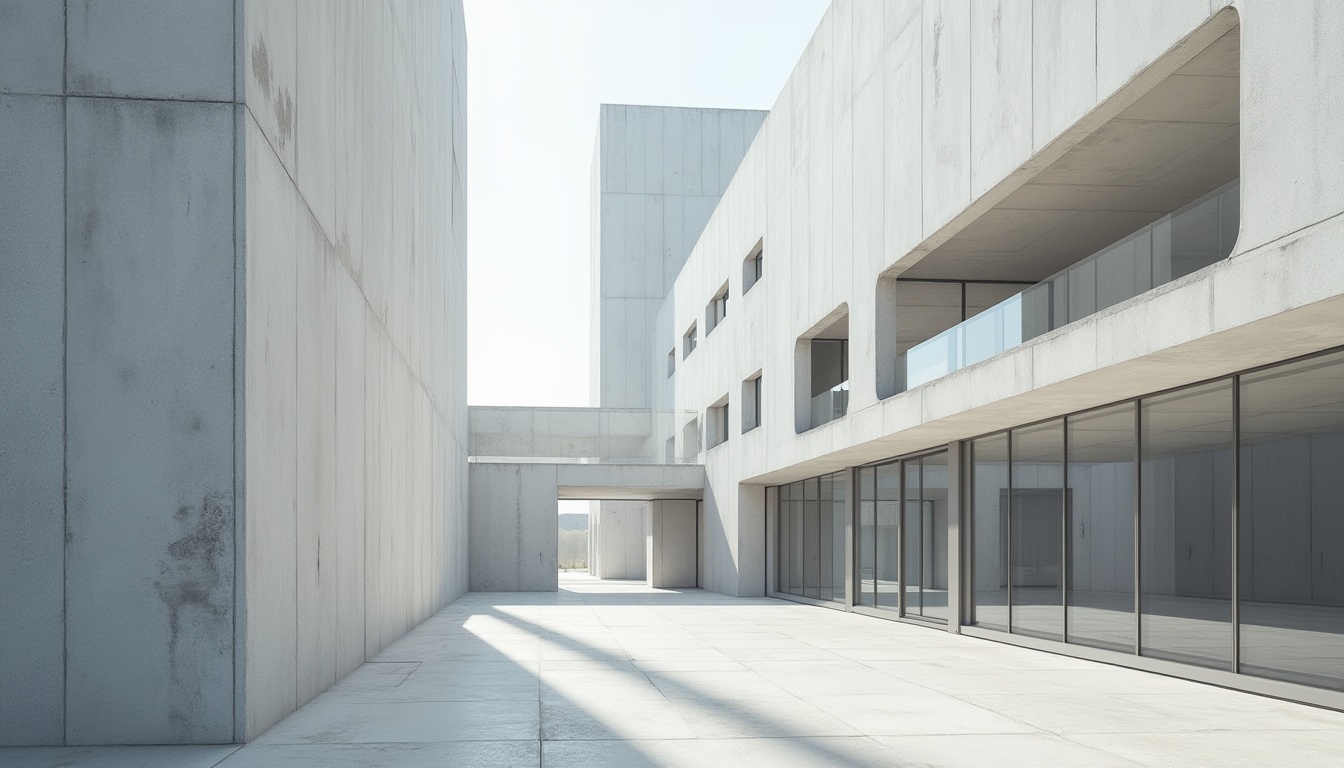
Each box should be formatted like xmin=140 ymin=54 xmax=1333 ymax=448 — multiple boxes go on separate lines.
xmin=7 ymin=572 xmax=1344 ymax=767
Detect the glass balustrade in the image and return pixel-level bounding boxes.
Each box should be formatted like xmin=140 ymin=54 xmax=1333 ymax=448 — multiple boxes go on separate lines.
xmin=809 ymin=381 xmax=849 ymax=428
xmin=899 ymin=180 xmax=1239 ymax=392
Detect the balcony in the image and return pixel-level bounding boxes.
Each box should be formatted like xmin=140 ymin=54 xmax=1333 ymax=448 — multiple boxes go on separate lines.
xmin=809 ymin=381 xmax=849 ymax=429
xmin=899 ymin=180 xmax=1240 ymax=392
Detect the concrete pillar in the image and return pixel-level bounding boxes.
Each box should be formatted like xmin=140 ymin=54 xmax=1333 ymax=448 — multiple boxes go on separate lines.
xmin=647 ymin=500 xmax=698 ymax=589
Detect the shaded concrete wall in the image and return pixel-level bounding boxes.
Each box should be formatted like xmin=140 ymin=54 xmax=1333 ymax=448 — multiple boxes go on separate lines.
xmin=0 ymin=0 xmax=467 ymax=746
xmin=1 ymin=0 xmax=240 ymax=746
xmin=648 ymin=500 xmax=699 ymax=588
xmin=239 ymin=0 xmax=468 ymax=742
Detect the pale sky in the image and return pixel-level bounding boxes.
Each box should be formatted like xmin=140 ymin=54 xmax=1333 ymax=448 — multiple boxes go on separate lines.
xmin=464 ymin=0 xmax=830 ymax=407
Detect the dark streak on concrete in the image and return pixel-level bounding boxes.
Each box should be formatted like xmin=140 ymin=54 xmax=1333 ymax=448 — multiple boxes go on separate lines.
xmin=154 ymin=491 xmax=232 ymax=737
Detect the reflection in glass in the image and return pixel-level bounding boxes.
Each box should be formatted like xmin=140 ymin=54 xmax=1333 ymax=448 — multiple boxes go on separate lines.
xmin=1140 ymin=381 xmax=1233 ymax=669
xmin=778 ymin=486 xmax=787 ymax=592
xmin=858 ymin=467 xmax=875 ymax=606
xmin=904 ymin=460 xmax=923 ymax=616
xmin=803 ymin=478 xmax=819 ymax=599
xmin=819 ymin=474 xmax=833 ymax=601
xmin=1239 ymin=352 xmax=1344 ymax=689
xmin=1067 ymin=404 xmax=1136 ymax=652
xmin=1011 ymin=420 xmax=1065 ymax=641
xmin=920 ymin=453 xmax=950 ymax=622
xmin=831 ymin=471 xmax=848 ymax=604
xmin=789 ymin=480 xmax=803 ymax=596
xmin=875 ymin=462 xmax=902 ymax=610
xmin=971 ymin=434 xmax=1010 ymax=631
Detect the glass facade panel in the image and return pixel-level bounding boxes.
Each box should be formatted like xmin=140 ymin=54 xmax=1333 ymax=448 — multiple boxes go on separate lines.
xmin=971 ymin=434 xmax=1010 ymax=630
xmin=858 ymin=467 xmax=876 ymax=606
xmin=784 ymin=484 xmax=795 ymax=597
xmin=1011 ymin=420 xmax=1065 ymax=641
xmin=1067 ymin=404 xmax=1137 ymax=652
xmin=904 ymin=460 xmax=922 ymax=616
xmin=776 ymin=483 xmax=790 ymax=594
xmin=831 ymin=471 xmax=848 ymax=604
xmin=875 ymin=462 xmax=902 ymax=610
xmin=1140 ymin=381 xmax=1233 ymax=670
xmin=1239 ymin=352 xmax=1344 ymax=689
xmin=919 ymin=453 xmax=950 ymax=622
xmin=819 ymin=474 xmax=834 ymax=602
xmin=803 ymin=478 xmax=819 ymax=599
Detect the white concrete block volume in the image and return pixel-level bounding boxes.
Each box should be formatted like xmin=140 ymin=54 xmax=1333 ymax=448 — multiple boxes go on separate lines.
xmin=4 ymin=0 xmax=1344 ymax=759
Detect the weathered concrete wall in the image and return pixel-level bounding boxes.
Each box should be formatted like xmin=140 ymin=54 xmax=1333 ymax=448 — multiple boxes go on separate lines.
xmin=239 ymin=0 xmax=469 ymax=742
xmin=0 ymin=0 xmax=467 ymax=746
xmin=1 ymin=0 xmax=241 ymax=746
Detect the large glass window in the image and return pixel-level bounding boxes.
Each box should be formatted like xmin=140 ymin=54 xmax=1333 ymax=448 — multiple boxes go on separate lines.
xmin=857 ymin=467 xmax=876 ymax=606
xmin=776 ymin=483 xmax=790 ymax=594
xmin=971 ymin=434 xmax=1010 ymax=630
xmin=875 ymin=462 xmax=901 ymax=610
xmin=1067 ymin=403 xmax=1137 ymax=652
xmin=772 ymin=472 xmax=846 ymax=604
xmin=1011 ymin=420 xmax=1065 ymax=641
xmin=1140 ymin=381 xmax=1233 ymax=670
xmin=907 ymin=453 xmax=949 ymax=622
xmin=1238 ymin=352 xmax=1344 ymax=690
xmin=831 ymin=471 xmax=848 ymax=604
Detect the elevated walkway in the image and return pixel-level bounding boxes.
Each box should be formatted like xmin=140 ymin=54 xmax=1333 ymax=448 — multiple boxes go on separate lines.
xmin=467 ymin=407 xmax=706 ymax=592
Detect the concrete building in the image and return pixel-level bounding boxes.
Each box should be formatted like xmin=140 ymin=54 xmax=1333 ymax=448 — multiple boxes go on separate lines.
xmin=0 ymin=0 xmax=467 ymax=746
xmin=576 ymin=0 xmax=1344 ymax=711
xmin=6 ymin=0 xmax=1344 ymax=754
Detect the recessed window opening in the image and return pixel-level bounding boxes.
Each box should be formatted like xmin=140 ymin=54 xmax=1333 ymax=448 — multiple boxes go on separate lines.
xmin=683 ymin=323 xmax=697 ymax=359
xmin=667 ymin=348 xmax=676 ymax=378
xmin=742 ymin=373 xmax=762 ymax=433
xmin=707 ymin=396 xmax=730 ymax=449
xmin=743 ymin=240 xmax=763 ymax=293
xmin=706 ymin=282 xmax=729 ymax=335
xmin=796 ymin=308 xmax=850 ymax=433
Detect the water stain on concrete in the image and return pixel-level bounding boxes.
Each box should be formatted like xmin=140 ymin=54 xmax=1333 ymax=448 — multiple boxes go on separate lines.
xmin=250 ymin=37 xmax=294 ymax=148
xmin=154 ymin=490 xmax=232 ymax=737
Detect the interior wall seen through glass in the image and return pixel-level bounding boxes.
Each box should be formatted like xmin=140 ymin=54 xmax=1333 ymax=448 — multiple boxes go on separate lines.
xmin=1011 ymin=420 xmax=1066 ymax=641
xmin=858 ymin=467 xmax=875 ymax=606
xmin=1066 ymin=403 xmax=1137 ymax=652
xmin=875 ymin=463 xmax=902 ymax=611
xmin=1140 ymin=381 xmax=1234 ymax=670
xmin=1238 ymin=352 xmax=1344 ymax=690
xmin=971 ymin=434 xmax=1010 ymax=631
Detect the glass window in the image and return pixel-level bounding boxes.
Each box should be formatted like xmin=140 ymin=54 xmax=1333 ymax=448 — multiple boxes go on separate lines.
xmin=1239 ymin=351 xmax=1344 ymax=690
xmin=1140 ymin=380 xmax=1233 ymax=670
xmin=803 ymin=478 xmax=819 ymax=599
xmin=1011 ymin=420 xmax=1065 ymax=641
xmin=789 ymin=480 xmax=803 ymax=596
xmin=776 ymin=483 xmax=790 ymax=594
xmin=819 ymin=474 xmax=834 ymax=602
xmin=971 ymin=434 xmax=1010 ymax=630
xmin=920 ymin=453 xmax=950 ymax=622
xmin=858 ymin=467 xmax=876 ymax=607
xmin=830 ymin=471 xmax=848 ymax=604
xmin=1067 ymin=403 xmax=1137 ymax=652
xmin=875 ymin=462 xmax=901 ymax=610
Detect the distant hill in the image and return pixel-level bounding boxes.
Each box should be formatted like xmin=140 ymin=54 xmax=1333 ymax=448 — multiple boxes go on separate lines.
xmin=558 ymin=513 xmax=589 ymax=531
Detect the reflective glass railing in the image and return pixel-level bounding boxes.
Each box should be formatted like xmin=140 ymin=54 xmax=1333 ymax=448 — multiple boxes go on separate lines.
xmin=810 ymin=381 xmax=850 ymax=429
xmin=900 ymin=180 xmax=1239 ymax=392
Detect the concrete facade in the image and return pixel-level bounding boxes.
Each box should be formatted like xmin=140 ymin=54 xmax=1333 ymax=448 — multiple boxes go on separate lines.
xmin=0 ymin=0 xmax=467 ymax=746
xmin=580 ymin=0 xmax=1344 ymax=709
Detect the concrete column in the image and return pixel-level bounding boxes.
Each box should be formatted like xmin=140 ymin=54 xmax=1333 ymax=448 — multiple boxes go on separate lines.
xmin=647 ymin=500 xmax=698 ymax=588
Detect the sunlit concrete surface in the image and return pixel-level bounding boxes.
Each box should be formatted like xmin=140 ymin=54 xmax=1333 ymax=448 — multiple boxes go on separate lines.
xmin=6 ymin=572 xmax=1344 ymax=767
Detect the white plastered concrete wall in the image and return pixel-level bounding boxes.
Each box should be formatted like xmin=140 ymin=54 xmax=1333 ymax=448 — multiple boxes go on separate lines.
xmin=239 ymin=0 xmax=469 ymax=742
xmin=643 ymin=0 xmax=1344 ymax=599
